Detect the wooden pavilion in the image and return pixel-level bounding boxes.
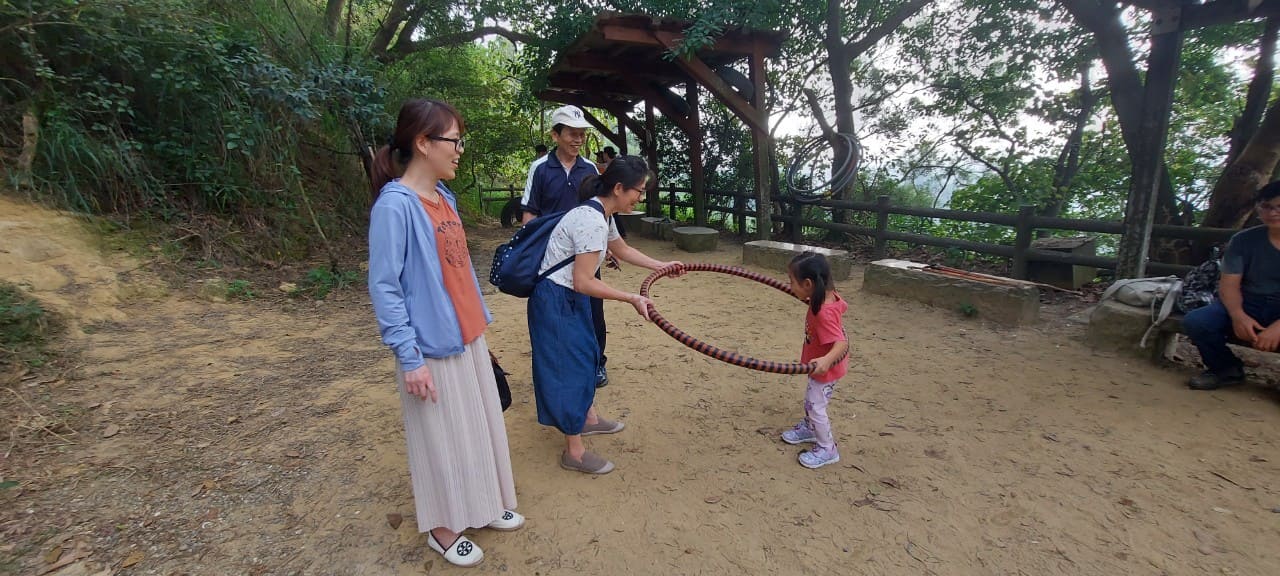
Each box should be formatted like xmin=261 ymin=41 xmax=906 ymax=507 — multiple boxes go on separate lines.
xmin=535 ymin=13 xmax=785 ymax=236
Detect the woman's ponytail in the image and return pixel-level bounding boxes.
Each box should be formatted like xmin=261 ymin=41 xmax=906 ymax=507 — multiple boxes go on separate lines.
xmin=370 ymin=145 xmax=399 ymax=199
xmin=578 ymin=174 xmax=605 ymax=203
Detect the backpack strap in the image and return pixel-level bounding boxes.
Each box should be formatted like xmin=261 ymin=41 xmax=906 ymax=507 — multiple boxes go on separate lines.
xmin=535 ymin=201 xmax=610 ymax=284
xmin=1141 ymin=281 xmax=1182 ymax=348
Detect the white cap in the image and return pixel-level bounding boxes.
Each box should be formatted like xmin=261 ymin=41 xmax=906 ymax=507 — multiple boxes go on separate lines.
xmin=550 ymin=105 xmax=591 ymax=129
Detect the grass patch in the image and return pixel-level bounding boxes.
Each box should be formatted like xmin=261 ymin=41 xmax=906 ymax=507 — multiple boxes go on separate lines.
xmin=301 ymin=267 xmax=360 ymax=300
xmin=0 ymin=282 xmax=56 ymax=368
xmin=225 ymin=279 xmax=255 ymax=300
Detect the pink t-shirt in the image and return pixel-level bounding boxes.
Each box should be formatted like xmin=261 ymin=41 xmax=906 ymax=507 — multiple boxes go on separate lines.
xmin=801 ymin=293 xmax=849 ymax=383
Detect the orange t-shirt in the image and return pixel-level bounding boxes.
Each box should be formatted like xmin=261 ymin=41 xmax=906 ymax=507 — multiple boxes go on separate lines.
xmin=419 ymin=195 xmax=487 ymax=344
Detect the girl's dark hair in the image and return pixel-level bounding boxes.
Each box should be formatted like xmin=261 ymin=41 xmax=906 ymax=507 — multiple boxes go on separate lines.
xmin=370 ymin=99 xmax=465 ymax=196
xmin=578 ymin=155 xmax=652 ymax=203
xmin=789 ymin=251 xmax=833 ymax=315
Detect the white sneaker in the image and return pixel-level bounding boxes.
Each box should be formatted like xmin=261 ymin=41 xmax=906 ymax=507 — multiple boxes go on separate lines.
xmin=427 ymin=531 xmax=484 ymax=567
xmin=486 ymin=509 xmax=525 ymax=531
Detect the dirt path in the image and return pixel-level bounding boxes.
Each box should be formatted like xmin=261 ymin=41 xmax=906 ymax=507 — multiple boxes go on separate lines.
xmin=3 ymin=195 xmax=1279 ymax=575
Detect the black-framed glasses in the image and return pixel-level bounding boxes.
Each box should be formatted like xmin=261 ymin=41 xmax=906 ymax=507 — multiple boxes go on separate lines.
xmin=1257 ymin=201 xmax=1280 ymax=214
xmin=428 ymin=135 xmax=465 ymax=152
xmin=626 ymin=186 xmax=647 ymax=196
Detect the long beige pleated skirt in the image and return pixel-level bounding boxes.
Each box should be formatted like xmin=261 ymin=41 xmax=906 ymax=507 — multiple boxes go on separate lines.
xmin=396 ymin=334 xmax=517 ymax=533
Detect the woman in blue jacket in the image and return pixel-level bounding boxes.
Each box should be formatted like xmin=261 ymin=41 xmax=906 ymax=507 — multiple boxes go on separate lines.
xmin=368 ymin=99 xmax=519 ymax=568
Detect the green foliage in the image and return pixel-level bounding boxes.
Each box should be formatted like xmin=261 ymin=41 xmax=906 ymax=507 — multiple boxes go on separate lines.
xmin=958 ymin=303 xmax=978 ymax=318
xmin=302 ymin=266 xmax=360 ymax=300
xmin=224 ymin=279 xmax=255 ymax=300
xmin=0 ymin=282 xmax=53 ymax=367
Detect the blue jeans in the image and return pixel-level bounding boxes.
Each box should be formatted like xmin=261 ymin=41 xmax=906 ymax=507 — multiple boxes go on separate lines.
xmin=1182 ymin=296 xmax=1280 ymax=373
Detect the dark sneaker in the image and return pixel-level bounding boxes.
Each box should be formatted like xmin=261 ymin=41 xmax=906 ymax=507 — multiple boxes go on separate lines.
xmin=595 ymin=365 xmax=609 ymax=388
xmin=1188 ymin=369 xmax=1245 ymax=390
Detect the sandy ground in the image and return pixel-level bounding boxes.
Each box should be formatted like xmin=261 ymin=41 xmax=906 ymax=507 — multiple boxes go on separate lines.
xmin=3 ymin=194 xmax=1280 ymax=576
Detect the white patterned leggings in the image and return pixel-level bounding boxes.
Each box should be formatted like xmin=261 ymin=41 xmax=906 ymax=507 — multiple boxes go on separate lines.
xmin=804 ymin=378 xmax=838 ymax=451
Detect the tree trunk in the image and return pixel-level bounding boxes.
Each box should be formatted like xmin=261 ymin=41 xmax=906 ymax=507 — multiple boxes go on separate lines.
xmin=1199 ymin=96 xmax=1280 ymax=231
xmin=1041 ymin=60 xmax=1098 ymax=230
xmin=324 ymin=0 xmax=346 ymax=37
xmin=824 ymin=0 xmax=858 ymax=229
xmin=370 ymin=0 xmax=414 ymax=58
xmin=1061 ymin=0 xmax=1190 ymax=262
xmin=1226 ymin=17 xmax=1277 ymax=165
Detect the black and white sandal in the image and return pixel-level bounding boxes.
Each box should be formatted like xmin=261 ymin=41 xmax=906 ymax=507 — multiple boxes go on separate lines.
xmin=427 ymin=531 xmax=484 ymax=567
xmin=486 ymin=509 xmax=525 ymax=531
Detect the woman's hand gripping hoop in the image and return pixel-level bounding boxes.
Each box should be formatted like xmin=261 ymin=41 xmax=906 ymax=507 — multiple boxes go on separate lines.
xmin=640 ymin=263 xmax=847 ymax=374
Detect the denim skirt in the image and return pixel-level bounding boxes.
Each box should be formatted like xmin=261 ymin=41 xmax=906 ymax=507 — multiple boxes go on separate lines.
xmin=527 ymin=279 xmax=598 ymax=435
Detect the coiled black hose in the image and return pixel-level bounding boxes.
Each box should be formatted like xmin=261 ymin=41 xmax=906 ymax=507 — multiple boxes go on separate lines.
xmin=783 ymin=133 xmax=861 ymax=204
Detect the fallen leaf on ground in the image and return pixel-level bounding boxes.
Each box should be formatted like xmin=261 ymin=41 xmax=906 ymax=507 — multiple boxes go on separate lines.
xmin=284 ymin=450 xmax=301 ymax=458
xmin=879 ymin=477 xmax=899 ymax=489
xmin=43 ymin=545 xmax=63 ymax=564
xmin=120 ymin=551 xmax=144 ymax=568
xmin=101 ymin=425 xmax=120 ymax=438
xmin=225 ymin=416 xmax=239 ymax=424
xmin=853 ymin=498 xmax=874 ymax=507
xmin=704 ymin=496 xmax=721 ymax=504
xmin=387 ymin=513 xmax=403 ymax=530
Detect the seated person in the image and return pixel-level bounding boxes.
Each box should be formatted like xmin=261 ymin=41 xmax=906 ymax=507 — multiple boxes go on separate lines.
xmin=1183 ymin=180 xmax=1280 ymax=390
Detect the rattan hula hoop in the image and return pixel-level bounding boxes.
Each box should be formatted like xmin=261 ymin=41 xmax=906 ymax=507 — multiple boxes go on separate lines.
xmin=640 ymin=263 xmax=845 ymax=375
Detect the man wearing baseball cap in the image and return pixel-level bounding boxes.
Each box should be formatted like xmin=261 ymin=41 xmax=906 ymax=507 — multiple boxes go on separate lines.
xmin=520 ymin=105 xmax=597 ymax=223
xmin=520 ymin=105 xmax=615 ymax=388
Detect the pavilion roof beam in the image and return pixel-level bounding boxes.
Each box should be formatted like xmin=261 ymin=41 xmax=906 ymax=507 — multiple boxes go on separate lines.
xmin=652 ymin=31 xmax=770 ymax=135
xmin=620 ymin=77 xmax=697 ymax=135
xmin=536 ymin=89 xmax=650 ymax=144
xmin=599 ymin=22 xmax=773 ymax=56
xmin=580 ymin=108 xmax=625 ymax=149
xmin=563 ymin=53 xmax=689 ymax=82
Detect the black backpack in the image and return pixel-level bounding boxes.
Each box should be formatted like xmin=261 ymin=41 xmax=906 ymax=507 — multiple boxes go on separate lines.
xmin=1176 ymin=254 xmax=1220 ymax=314
xmin=488 ymin=203 xmax=606 ymax=297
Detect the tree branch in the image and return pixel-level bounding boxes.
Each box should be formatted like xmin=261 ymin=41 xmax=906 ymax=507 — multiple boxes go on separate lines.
xmin=387 ymin=25 xmax=550 ymax=59
xmin=844 ymin=0 xmax=935 ymax=59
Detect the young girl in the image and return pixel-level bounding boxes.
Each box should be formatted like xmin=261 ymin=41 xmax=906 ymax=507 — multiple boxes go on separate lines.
xmin=781 ymin=252 xmax=850 ymax=469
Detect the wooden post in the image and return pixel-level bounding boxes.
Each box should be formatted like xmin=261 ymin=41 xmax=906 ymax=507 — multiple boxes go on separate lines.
xmin=645 ymin=101 xmax=661 ymax=217
xmin=688 ymin=82 xmax=706 ymax=227
xmin=1012 ymin=205 xmax=1035 ymax=279
xmin=750 ymin=41 xmax=772 ymax=239
xmin=873 ymin=195 xmax=891 ymax=259
xmin=789 ymin=198 xmax=803 ymax=243
xmin=1116 ymin=10 xmax=1184 ymax=279
xmin=616 ymin=113 xmax=628 ymax=155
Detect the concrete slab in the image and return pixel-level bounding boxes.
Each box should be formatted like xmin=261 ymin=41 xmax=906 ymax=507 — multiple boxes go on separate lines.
xmin=862 ymin=259 xmax=1038 ymax=326
xmin=742 ymin=240 xmax=853 ymax=280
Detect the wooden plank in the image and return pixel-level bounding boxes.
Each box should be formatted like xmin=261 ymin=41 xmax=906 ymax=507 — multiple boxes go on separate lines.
xmin=600 ymin=22 xmax=764 ymax=55
xmin=581 ymin=109 xmax=624 ymax=150
xmin=652 ymin=31 xmax=769 ymax=135
xmin=688 ymin=82 xmax=706 ymax=226
xmin=621 ymin=77 xmax=696 ymax=134
xmin=536 ymin=89 xmax=633 ymax=111
xmin=563 ymin=53 xmax=688 ymax=81
xmin=750 ymin=43 xmax=772 ymax=239
xmin=646 ymin=101 xmax=661 ymax=217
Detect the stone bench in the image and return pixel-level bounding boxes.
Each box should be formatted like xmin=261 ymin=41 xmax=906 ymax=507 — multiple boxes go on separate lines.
xmin=614 ymin=211 xmax=645 ymax=236
xmin=742 ymin=240 xmax=853 ymax=280
xmin=673 ymin=226 xmax=718 ymax=252
xmin=861 ymin=259 xmax=1039 ymax=326
xmin=1086 ymin=300 xmax=1260 ymax=361
xmin=639 ymin=216 xmax=676 ymax=240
